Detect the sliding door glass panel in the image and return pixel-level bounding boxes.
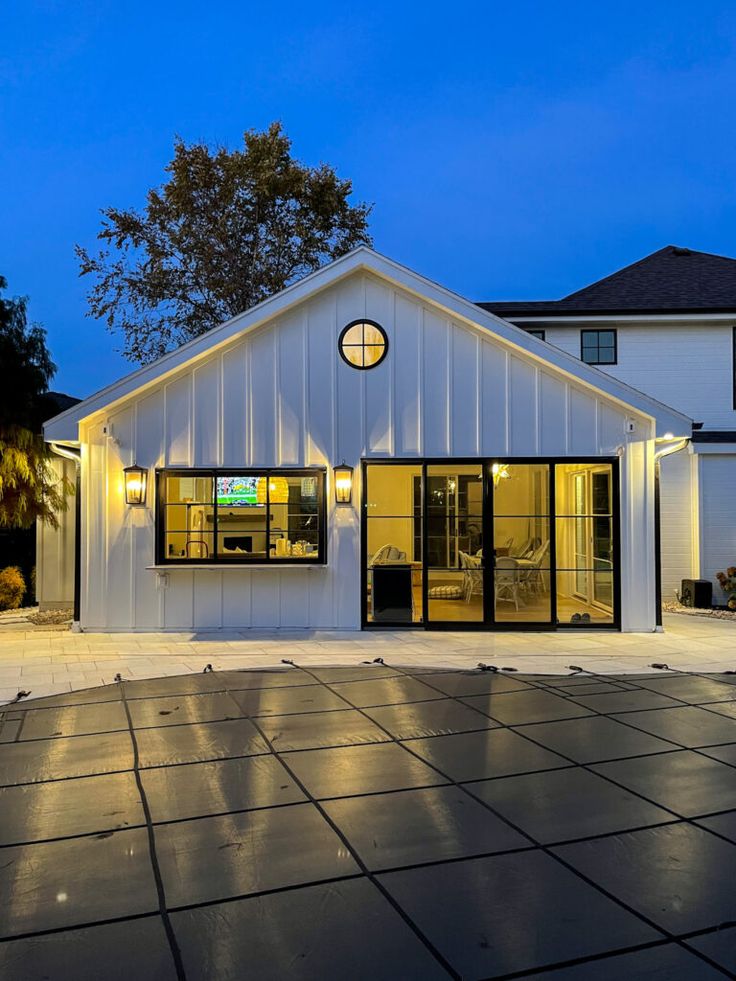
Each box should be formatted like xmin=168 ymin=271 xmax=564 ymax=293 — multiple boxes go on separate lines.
xmin=426 ymin=465 xmax=483 ymax=622
xmin=365 ymin=465 xmax=423 ymax=623
xmin=492 ymin=463 xmax=551 ymax=623
xmin=555 ymin=463 xmax=614 ymax=624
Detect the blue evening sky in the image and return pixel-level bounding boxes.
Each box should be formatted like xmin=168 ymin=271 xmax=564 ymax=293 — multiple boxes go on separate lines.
xmin=2 ymin=1 xmax=736 ymax=397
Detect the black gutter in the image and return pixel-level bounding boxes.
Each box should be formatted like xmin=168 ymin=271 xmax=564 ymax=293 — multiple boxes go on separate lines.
xmin=691 ymin=430 xmax=736 ymax=443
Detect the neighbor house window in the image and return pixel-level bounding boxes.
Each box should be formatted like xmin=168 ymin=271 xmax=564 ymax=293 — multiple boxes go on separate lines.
xmin=156 ymin=469 xmax=326 ymax=564
xmin=581 ymin=329 xmax=617 ymax=365
xmin=339 ymin=320 xmax=388 ymax=369
xmin=526 ymin=329 xmax=546 ymax=341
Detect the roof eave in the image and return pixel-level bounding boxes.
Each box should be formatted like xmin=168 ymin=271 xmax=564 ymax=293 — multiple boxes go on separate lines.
xmin=44 ymin=246 xmax=692 ymax=443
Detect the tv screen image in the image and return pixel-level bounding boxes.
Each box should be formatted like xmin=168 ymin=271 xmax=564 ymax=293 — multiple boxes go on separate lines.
xmin=216 ymin=476 xmax=261 ymax=507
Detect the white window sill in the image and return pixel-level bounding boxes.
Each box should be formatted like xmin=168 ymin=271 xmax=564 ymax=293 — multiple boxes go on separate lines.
xmin=145 ymin=564 xmax=326 ymax=571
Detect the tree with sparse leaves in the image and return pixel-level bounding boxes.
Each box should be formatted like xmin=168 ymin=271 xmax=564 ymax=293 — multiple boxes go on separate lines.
xmin=77 ymin=122 xmax=373 ymax=364
xmin=0 ymin=277 xmax=71 ymax=529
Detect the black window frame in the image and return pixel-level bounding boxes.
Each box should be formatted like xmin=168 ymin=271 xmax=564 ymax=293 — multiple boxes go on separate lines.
xmin=155 ymin=467 xmax=327 ymax=566
xmin=338 ymin=319 xmax=389 ymax=370
xmin=361 ymin=456 xmax=621 ymax=633
xmin=580 ymin=329 xmax=617 ymax=365
xmin=526 ymin=328 xmax=546 ymax=341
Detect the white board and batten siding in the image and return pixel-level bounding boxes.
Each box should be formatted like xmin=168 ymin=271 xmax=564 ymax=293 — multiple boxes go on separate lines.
xmin=36 ymin=456 xmax=76 ymax=610
xmin=79 ymin=270 xmax=657 ymax=632
xmin=658 ymin=451 xmax=696 ymax=601
xmin=541 ymin=322 xmax=736 ymax=431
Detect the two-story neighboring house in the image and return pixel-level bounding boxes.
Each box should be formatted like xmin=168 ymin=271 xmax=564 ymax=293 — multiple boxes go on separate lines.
xmin=480 ymin=244 xmax=736 ymax=606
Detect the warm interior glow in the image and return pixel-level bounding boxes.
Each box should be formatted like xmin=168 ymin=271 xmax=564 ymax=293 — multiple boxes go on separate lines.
xmin=255 ymin=476 xmax=289 ymax=504
xmin=492 ymin=463 xmax=510 ymax=486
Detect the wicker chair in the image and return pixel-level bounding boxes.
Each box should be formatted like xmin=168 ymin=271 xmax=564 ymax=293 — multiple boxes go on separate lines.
xmin=494 ymin=557 xmax=522 ymax=610
xmin=459 ymin=551 xmax=483 ymax=604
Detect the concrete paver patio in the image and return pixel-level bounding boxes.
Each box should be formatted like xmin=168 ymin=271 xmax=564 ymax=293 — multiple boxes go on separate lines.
xmin=0 ymin=613 xmax=734 ymax=705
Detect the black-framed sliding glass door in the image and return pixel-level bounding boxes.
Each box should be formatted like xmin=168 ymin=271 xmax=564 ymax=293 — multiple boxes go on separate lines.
xmin=362 ymin=458 xmax=619 ymax=630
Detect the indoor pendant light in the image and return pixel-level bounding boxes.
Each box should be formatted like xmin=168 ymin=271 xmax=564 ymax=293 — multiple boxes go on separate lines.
xmin=256 ymin=475 xmax=289 ymax=504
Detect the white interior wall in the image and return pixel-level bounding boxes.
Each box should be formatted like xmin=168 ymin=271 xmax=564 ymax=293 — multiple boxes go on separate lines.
xmin=78 ymin=270 xmax=655 ymax=631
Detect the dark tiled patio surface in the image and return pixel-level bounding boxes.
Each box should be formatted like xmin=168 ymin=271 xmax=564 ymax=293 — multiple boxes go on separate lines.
xmin=1 ymin=665 xmax=736 ymax=979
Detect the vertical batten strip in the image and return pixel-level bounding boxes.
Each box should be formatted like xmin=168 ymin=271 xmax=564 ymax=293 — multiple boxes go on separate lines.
xmin=301 ymin=308 xmax=308 ymax=465
xmin=594 ymin=398 xmax=601 ymax=453
xmin=330 ymin=291 xmax=338 ymax=465
xmin=418 ymin=305 xmax=425 ymax=456
xmin=447 ymin=321 xmax=453 ymax=455
xmin=245 ymin=340 xmax=252 ymax=467
xmin=360 ymin=276 xmax=367 ymax=457
xmin=389 ymin=289 xmax=396 ymax=457
xmin=273 ymin=328 xmax=280 ymax=467
xmin=534 ymin=366 xmax=541 ymax=455
xmin=503 ymin=350 xmax=510 ymax=454
xmin=478 ymin=338 xmax=485 ymax=454
xmin=188 ymin=374 xmax=194 ymax=468
xmin=130 ymin=401 xmax=138 ymax=628
xmin=329 ymin=289 xmax=338 ymax=627
xmin=218 ymin=354 xmax=225 ymax=466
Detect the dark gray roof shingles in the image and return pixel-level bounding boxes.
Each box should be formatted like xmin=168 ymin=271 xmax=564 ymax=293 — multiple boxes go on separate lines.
xmin=479 ymin=245 xmax=736 ymax=317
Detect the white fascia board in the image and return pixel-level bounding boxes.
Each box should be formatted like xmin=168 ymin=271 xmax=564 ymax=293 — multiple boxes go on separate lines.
xmin=44 ymin=246 xmax=691 ymax=442
xmin=506 ymin=313 xmax=736 ymax=324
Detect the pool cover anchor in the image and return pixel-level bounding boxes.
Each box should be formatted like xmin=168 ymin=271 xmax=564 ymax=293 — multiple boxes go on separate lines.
xmin=7 ymin=689 xmax=31 ymax=704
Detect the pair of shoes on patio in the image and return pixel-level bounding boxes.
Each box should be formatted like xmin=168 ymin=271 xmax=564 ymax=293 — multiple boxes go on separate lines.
xmin=570 ymin=612 xmax=591 ymax=624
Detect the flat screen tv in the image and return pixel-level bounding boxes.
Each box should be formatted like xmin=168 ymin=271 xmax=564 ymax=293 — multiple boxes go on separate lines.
xmin=216 ymin=476 xmax=262 ymax=507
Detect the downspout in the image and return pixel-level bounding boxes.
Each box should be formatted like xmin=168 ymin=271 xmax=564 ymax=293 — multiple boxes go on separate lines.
xmin=50 ymin=443 xmax=81 ymax=630
xmin=653 ymin=437 xmax=690 ymax=630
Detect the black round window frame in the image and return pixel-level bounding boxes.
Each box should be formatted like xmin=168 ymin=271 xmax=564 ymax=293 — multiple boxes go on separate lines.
xmin=338 ymin=319 xmax=389 ymax=370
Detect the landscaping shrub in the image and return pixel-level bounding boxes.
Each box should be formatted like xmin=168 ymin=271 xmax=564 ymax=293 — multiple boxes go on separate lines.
xmin=0 ymin=566 xmax=25 ymax=610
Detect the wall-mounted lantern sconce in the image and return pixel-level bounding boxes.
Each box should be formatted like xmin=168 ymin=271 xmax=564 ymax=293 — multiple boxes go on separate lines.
xmin=124 ymin=464 xmax=148 ymax=506
xmin=334 ymin=462 xmax=354 ymax=505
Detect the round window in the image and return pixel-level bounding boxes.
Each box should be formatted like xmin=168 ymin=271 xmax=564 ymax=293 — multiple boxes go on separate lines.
xmin=338 ymin=320 xmax=388 ymax=369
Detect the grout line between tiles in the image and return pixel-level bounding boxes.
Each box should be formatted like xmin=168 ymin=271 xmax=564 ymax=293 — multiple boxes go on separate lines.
xmin=119 ymin=685 xmax=187 ymax=981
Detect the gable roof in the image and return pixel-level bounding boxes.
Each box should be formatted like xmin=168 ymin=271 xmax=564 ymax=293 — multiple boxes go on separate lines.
xmin=479 ymin=245 xmax=736 ymax=318
xmin=44 ymin=247 xmax=691 ymax=442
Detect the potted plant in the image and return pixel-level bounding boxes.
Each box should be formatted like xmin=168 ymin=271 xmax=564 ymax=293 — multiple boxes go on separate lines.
xmin=715 ymin=567 xmax=736 ymax=609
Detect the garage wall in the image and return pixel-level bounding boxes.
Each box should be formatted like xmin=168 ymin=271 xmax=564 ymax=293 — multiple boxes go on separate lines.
xmin=699 ymin=453 xmax=736 ymax=602
xmin=659 ymin=450 xmax=695 ymax=602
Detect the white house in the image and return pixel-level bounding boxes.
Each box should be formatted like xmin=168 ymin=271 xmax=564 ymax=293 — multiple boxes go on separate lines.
xmin=482 ymin=244 xmax=736 ymax=607
xmin=41 ymin=248 xmax=690 ymax=633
